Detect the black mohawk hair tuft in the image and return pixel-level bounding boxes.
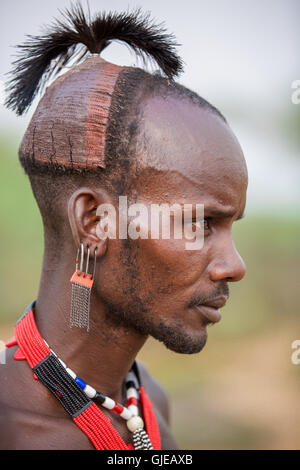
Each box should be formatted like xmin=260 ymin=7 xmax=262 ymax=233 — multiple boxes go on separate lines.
xmin=5 ymin=3 xmax=184 ymax=116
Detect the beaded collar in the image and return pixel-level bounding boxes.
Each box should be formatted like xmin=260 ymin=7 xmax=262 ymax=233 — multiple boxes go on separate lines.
xmin=7 ymin=301 xmax=161 ymax=450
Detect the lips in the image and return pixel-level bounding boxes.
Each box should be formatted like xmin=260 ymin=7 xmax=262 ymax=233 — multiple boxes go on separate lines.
xmin=202 ymin=296 xmax=228 ymax=309
xmin=193 ymin=296 xmax=228 ymax=324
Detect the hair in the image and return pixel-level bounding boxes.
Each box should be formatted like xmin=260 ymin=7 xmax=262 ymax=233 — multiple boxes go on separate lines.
xmin=5 ymin=3 xmax=226 ymax=249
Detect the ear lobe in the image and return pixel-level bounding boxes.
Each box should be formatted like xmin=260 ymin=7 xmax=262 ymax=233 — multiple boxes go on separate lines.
xmin=68 ymin=187 xmax=109 ymax=256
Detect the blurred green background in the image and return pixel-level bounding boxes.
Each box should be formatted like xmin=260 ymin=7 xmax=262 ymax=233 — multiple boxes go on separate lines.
xmin=0 ymin=0 xmax=299 ymax=450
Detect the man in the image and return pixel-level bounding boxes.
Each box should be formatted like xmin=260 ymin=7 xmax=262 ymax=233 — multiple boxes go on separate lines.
xmin=0 ymin=5 xmax=247 ymax=450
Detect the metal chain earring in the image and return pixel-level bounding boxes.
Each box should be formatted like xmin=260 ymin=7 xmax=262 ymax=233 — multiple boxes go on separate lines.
xmin=70 ymin=242 xmax=97 ymax=331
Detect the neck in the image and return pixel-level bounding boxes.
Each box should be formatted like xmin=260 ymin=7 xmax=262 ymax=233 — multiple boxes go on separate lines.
xmin=34 ymin=251 xmax=148 ymax=403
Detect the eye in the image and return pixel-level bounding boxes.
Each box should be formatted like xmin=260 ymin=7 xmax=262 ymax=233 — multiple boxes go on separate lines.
xmin=203 ymin=217 xmax=210 ymax=231
xmin=191 ymin=220 xmax=202 ymax=230
xmin=191 ymin=217 xmax=210 ymax=232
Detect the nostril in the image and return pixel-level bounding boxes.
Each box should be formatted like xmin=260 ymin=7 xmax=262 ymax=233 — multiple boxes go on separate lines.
xmin=208 ymin=256 xmax=246 ymax=283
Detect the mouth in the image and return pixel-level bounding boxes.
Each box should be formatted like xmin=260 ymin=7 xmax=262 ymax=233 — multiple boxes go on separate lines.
xmin=193 ymin=295 xmax=228 ymax=324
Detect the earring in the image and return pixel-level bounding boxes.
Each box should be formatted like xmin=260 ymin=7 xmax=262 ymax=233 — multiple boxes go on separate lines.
xmin=70 ymin=243 xmax=97 ymax=332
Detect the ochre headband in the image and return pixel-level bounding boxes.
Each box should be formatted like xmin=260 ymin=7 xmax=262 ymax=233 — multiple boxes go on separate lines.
xmin=20 ymin=57 xmax=124 ymax=169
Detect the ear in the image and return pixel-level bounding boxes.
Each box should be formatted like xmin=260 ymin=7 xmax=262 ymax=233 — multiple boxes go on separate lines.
xmin=68 ymin=187 xmax=111 ymax=257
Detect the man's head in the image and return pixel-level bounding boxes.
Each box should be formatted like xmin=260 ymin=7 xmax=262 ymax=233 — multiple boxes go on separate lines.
xmin=6 ymin=5 xmax=247 ymax=354
xmin=88 ymin=94 xmax=247 ymax=354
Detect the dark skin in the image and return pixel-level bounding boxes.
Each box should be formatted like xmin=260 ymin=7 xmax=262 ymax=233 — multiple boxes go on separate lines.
xmin=0 ymin=95 xmax=247 ymax=449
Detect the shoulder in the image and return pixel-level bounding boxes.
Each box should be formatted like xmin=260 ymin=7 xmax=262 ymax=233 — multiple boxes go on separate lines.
xmin=0 ymin=402 xmax=91 ymax=450
xmin=0 ymin=347 xmax=88 ymax=450
xmin=136 ymin=360 xmax=170 ymax=424
xmin=136 ymin=361 xmax=178 ymax=449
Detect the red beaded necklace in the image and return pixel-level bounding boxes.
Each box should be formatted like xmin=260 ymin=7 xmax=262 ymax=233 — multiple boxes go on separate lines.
xmin=7 ymin=302 xmax=161 ymax=450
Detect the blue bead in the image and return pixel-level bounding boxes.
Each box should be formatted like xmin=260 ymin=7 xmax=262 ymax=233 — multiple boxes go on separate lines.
xmin=75 ymin=376 xmax=86 ymax=390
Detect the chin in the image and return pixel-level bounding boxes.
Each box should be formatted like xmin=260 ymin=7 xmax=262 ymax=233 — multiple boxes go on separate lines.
xmin=153 ymin=321 xmax=208 ymax=354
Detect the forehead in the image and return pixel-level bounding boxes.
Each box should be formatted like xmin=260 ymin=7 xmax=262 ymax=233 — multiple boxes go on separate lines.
xmin=135 ymin=95 xmax=248 ymax=209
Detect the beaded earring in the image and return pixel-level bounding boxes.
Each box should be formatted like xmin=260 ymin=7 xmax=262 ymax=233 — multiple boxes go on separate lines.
xmin=70 ymin=243 xmax=96 ymax=331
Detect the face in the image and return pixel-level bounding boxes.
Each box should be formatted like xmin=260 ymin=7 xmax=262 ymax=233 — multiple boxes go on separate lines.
xmin=96 ymin=95 xmax=248 ymax=354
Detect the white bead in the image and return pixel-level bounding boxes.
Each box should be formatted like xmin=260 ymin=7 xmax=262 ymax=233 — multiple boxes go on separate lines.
xmin=127 ymin=387 xmax=138 ymax=399
xmin=58 ymin=358 xmax=66 ymax=368
xmin=103 ymin=397 xmax=115 ymax=410
xmin=84 ymin=384 xmax=97 ymax=399
xmin=120 ymin=407 xmax=132 ymax=420
xmin=128 ymin=404 xmax=139 ymax=416
xmin=127 ymin=416 xmax=144 ymax=432
xmin=66 ymin=368 xmax=76 ymax=379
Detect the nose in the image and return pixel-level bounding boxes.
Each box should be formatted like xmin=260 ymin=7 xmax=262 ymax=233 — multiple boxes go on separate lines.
xmin=208 ymin=238 xmax=246 ymax=283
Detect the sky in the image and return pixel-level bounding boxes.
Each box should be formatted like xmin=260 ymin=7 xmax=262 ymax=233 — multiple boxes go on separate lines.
xmin=0 ymin=0 xmax=299 ymax=212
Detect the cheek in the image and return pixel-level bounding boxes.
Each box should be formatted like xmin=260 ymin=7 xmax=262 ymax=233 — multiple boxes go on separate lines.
xmin=93 ymin=240 xmax=130 ymax=301
xmin=138 ymin=237 xmax=209 ymax=289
